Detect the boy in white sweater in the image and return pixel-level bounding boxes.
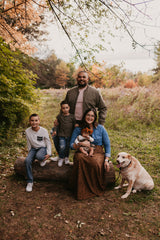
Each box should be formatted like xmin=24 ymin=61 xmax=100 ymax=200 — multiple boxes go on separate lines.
xmin=25 ymin=113 xmax=51 ymax=192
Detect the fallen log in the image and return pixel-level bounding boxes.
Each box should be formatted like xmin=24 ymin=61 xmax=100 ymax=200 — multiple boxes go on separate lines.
xmin=14 ymin=157 xmax=72 ymax=182
xmin=14 ymin=157 xmax=115 ymax=185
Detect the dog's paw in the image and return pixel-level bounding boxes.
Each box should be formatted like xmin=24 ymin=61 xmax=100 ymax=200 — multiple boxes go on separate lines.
xmin=114 ymin=185 xmax=121 ymax=190
xmin=121 ymin=193 xmax=129 ymax=199
xmin=122 ymin=183 xmax=128 ymax=187
xmin=132 ymin=189 xmax=137 ymax=193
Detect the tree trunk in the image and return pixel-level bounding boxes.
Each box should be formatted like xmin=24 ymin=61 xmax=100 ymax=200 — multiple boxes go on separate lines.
xmin=14 ymin=157 xmax=115 ymax=185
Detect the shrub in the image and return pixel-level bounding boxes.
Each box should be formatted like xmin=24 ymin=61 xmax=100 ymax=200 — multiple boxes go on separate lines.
xmin=124 ymin=79 xmax=137 ymax=88
xmin=0 ymin=38 xmax=37 ymax=138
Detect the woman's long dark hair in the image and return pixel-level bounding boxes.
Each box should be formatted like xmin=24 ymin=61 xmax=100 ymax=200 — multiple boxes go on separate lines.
xmin=80 ymin=108 xmax=98 ymax=129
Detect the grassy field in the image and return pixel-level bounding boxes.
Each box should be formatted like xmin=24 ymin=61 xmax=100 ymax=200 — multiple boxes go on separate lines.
xmin=0 ymin=86 xmax=160 ymax=239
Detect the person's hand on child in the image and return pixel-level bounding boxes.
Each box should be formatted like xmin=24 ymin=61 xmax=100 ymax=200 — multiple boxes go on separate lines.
xmin=54 ymin=119 xmax=59 ymax=127
xmin=51 ymin=131 xmax=57 ymax=137
xmin=80 ymin=140 xmax=90 ymax=148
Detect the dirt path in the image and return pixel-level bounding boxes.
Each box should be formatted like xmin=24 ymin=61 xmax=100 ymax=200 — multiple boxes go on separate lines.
xmin=0 ymin=172 xmax=159 ymax=240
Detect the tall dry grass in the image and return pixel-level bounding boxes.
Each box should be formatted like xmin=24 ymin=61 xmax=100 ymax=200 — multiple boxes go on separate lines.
xmin=102 ymin=82 xmax=160 ymax=130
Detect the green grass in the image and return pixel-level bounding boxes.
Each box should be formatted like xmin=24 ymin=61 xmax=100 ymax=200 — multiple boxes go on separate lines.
xmin=0 ymin=87 xmax=159 ymax=192
xmin=0 ymin=87 xmax=160 ymax=240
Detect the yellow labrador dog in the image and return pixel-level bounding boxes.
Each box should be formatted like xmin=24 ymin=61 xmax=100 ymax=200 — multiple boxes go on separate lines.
xmin=114 ymin=152 xmax=154 ymax=199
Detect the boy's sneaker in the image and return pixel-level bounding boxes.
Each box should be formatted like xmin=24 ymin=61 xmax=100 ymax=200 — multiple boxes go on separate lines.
xmin=40 ymin=160 xmax=47 ymax=167
xmin=50 ymin=156 xmax=59 ymax=162
xmin=26 ymin=183 xmax=33 ymax=192
xmin=65 ymin=157 xmax=70 ymax=165
xmin=58 ymin=158 xmax=64 ymax=167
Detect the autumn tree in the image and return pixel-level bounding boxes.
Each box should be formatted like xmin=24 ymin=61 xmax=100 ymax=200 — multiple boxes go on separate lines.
xmin=55 ymin=60 xmax=69 ymax=88
xmin=1 ymin=0 xmax=157 ymax=63
xmin=87 ymin=63 xmax=127 ymax=88
xmin=40 ymin=52 xmax=76 ymax=88
xmin=15 ymin=50 xmax=76 ymax=89
xmin=16 ymin=51 xmax=73 ymax=89
xmin=0 ymin=0 xmax=48 ymax=54
xmin=88 ymin=63 xmax=106 ymax=88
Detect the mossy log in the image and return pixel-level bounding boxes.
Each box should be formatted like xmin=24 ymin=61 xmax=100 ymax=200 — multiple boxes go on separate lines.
xmin=14 ymin=157 xmax=115 ymax=185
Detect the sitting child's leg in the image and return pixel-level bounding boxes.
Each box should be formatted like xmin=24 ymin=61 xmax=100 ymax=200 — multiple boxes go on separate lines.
xmin=35 ymin=147 xmax=47 ymax=167
xmin=89 ymin=147 xmax=94 ymax=156
xmin=79 ymin=147 xmax=88 ymax=156
xmin=25 ymin=148 xmax=37 ymax=192
xmin=25 ymin=148 xmax=37 ymax=183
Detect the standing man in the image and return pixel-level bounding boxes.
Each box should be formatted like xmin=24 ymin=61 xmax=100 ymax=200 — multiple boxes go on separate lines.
xmin=65 ymin=71 xmax=107 ymax=125
xmin=51 ymin=71 xmax=107 ymax=161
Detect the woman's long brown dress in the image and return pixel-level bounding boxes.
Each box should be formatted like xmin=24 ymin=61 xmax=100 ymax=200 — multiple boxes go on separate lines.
xmin=70 ymin=145 xmax=106 ymax=200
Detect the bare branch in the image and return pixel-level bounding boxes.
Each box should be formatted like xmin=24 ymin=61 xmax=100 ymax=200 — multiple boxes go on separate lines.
xmin=51 ymin=1 xmax=82 ymax=26
xmin=47 ymin=0 xmax=87 ymax=70
xmin=111 ymin=0 xmax=131 ymax=21
xmin=122 ymin=0 xmax=154 ymax=6
xmin=1 ymin=1 xmax=26 ymax=13
xmin=73 ymin=0 xmax=94 ymax=26
xmin=13 ymin=0 xmax=24 ymax=29
xmin=0 ymin=22 xmax=18 ymax=44
xmin=98 ymin=0 xmax=149 ymax=51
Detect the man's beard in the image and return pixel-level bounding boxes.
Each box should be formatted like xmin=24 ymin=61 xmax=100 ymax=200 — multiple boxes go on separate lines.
xmin=78 ymin=81 xmax=87 ymax=88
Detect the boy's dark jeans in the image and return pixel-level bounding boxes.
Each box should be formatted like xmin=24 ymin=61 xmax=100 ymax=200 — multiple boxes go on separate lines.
xmin=59 ymin=136 xmax=70 ymax=159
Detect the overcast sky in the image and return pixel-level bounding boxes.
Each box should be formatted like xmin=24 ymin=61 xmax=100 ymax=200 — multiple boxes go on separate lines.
xmin=33 ymin=0 xmax=160 ymax=74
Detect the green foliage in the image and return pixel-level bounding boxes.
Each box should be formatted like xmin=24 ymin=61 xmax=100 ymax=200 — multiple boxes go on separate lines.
xmin=153 ymin=41 xmax=160 ymax=82
xmin=66 ymin=63 xmax=76 ymax=88
xmin=154 ymin=41 xmax=160 ymax=70
xmin=12 ymin=51 xmax=58 ymax=89
xmin=0 ymin=38 xmax=37 ymax=138
xmin=136 ymin=72 xmax=154 ymax=86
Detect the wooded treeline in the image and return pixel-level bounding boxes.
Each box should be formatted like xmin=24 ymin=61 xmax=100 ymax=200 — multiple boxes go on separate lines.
xmin=17 ymin=50 xmax=76 ymax=89
xmin=1 ymin=36 xmax=160 ymax=140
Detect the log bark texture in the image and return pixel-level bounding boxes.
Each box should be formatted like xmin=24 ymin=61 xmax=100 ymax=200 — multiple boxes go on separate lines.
xmin=14 ymin=157 xmax=115 ymax=185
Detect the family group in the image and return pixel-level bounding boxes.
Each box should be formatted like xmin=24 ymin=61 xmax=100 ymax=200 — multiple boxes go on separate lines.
xmin=24 ymin=71 xmax=111 ymax=200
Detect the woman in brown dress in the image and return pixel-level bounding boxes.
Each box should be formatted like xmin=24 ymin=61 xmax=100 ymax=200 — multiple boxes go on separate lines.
xmin=70 ymin=108 xmax=111 ymax=200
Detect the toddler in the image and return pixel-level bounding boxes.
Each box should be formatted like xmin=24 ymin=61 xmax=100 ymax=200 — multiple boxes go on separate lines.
xmin=74 ymin=127 xmax=95 ymax=156
xmin=51 ymin=100 xmax=76 ymax=167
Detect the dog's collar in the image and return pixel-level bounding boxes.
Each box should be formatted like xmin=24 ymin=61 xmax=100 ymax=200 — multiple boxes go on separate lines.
xmin=120 ymin=160 xmax=132 ymax=171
